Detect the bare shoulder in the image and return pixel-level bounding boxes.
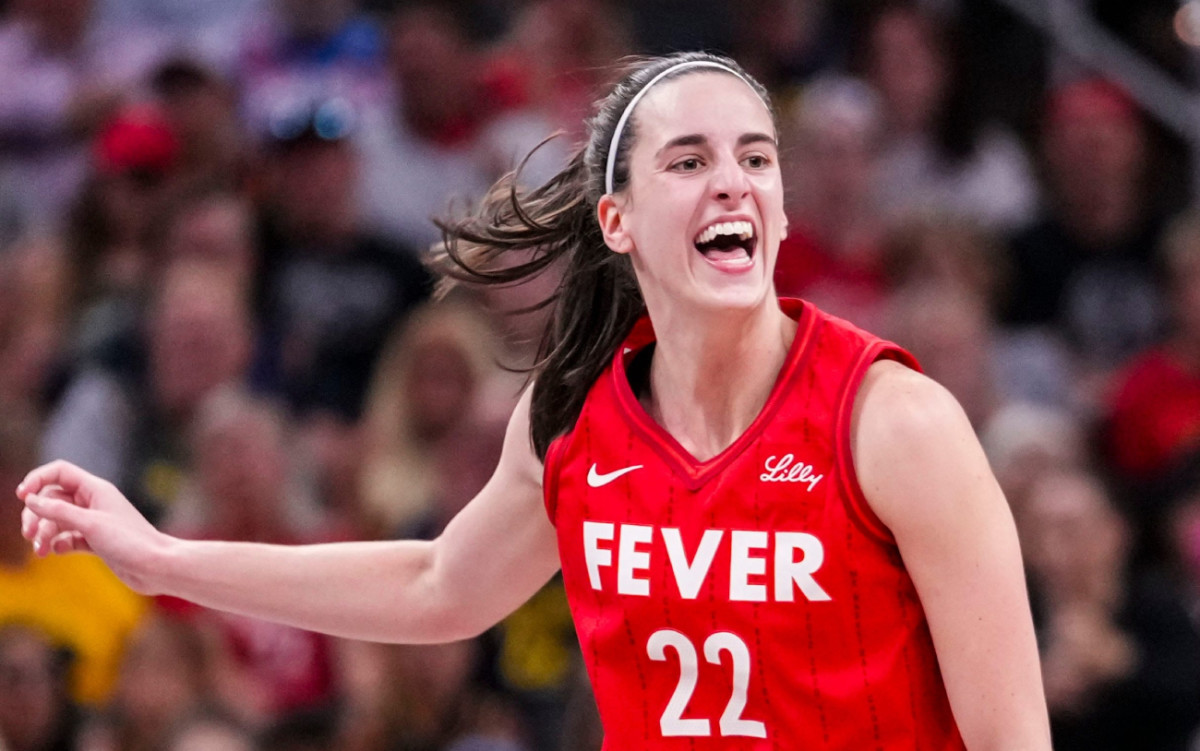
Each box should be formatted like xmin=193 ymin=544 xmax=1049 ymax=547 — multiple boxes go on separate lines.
xmin=852 ymin=360 xmax=967 ymax=443
xmin=850 ymin=359 xmax=994 ymax=533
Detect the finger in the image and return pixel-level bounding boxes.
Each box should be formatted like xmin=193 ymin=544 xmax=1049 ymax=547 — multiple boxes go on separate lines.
xmin=50 ymin=530 xmax=90 ymax=555
xmin=18 ymin=460 xmax=100 ymax=503
xmin=33 ymin=517 xmax=61 ymax=556
xmin=21 ymin=507 xmax=39 ymax=540
xmin=26 ymin=492 xmax=92 ymax=535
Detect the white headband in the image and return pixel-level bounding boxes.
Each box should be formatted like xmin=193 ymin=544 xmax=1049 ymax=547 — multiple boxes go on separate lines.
xmin=604 ymin=61 xmax=757 ymax=195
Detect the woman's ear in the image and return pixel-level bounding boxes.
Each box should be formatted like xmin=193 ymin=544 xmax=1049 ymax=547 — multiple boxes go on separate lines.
xmin=597 ymin=194 xmax=634 ymax=255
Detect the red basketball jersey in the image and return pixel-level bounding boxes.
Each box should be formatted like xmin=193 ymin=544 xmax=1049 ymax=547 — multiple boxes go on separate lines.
xmin=543 ymin=299 xmax=966 ymax=750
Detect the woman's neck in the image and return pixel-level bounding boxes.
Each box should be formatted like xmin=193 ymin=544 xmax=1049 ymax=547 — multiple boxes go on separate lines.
xmin=643 ymin=299 xmax=796 ymax=462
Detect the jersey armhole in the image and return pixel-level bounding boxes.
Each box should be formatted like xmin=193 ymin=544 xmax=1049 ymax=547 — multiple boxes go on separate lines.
xmin=542 ymin=433 xmax=570 ymax=526
xmin=834 ymin=342 xmax=921 ymax=546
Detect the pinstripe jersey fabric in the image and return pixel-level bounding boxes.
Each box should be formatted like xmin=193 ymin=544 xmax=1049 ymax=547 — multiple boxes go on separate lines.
xmin=543 ymin=299 xmax=966 ymax=750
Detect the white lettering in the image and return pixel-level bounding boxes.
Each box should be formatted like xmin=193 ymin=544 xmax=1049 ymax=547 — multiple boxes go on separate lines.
xmin=617 ymin=524 xmax=653 ymax=596
xmin=662 ymin=528 xmax=724 ymax=599
xmin=729 ymin=530 xmax=769 ymax=602
xmin=774 ymin=532 xmax=831 ymax=602
xmin=583 ymin=521 xmax=614 ymax=590
xmin=582 ymin=522 xmax=831 ymax=602
xmin=760 ymin=454 xmax=824 ymax=491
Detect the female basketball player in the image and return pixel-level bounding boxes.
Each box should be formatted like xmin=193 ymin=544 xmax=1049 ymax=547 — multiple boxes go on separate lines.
xmin=19 ymin=52 xmax=1050 ymax=749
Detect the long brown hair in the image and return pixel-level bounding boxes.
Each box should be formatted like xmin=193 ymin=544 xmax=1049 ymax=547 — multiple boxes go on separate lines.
xmin=435 ymin=52 xmax=773 ymax=460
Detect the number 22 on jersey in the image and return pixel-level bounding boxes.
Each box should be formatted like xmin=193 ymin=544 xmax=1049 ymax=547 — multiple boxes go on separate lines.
xmin=648 ymin=629 xmax=767 ymax=739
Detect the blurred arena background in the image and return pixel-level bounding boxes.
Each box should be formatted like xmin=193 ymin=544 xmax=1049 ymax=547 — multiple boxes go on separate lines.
xmin=2 ymin=0 xmax=1200 ymax=749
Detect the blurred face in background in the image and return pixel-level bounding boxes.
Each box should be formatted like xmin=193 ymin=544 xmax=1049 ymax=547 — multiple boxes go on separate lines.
xmin=164 ymin=196 xmax=256 ymax=278
xmin=787 ymin=77 xmax=881 ymax=221
xmin=866 ymin=8 xmax=947 ymax=136
xmin=406 ymin=336 xmax=477 ymax=442
xmin=1043 ymin=83 xmax=1146 ymax=217
xmin=1023 ymin=471 xmax=1128 ymax=602
xmin=267 ymin=141 xmax=358 ymax=244
xmin=0 ymin=628 xmax=63 ymax=751
xmin=194 ymin=400 xmax=290 ymax=537
xmin=886 ymin=285 xmax=993 ymax=426
xmin=390 ymin=6 xmax=475 ymax=135
xmin=113 ymin=617 xmax=206 ymax=738
xmin=154 ymin=69 xmax=241 ymax=170
xmin=149 ymin=264 xmax=252 ymax=418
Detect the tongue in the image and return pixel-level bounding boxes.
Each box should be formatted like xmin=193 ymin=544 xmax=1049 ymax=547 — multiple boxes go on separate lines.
xmin=702 ymin=245 xmax=752 ymax=268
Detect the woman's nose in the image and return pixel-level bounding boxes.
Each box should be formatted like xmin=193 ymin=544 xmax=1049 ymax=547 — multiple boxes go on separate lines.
xmin=709 ymin=155 xmax=750 ymax=202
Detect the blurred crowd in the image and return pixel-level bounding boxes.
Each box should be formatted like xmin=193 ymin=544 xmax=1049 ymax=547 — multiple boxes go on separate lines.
xmin=0 ymin=0 xmax=1199 ymax=749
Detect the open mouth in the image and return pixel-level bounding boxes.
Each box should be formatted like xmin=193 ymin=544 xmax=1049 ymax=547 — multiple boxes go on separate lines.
xmin=693 ymin=220 xmax=757 ymax=265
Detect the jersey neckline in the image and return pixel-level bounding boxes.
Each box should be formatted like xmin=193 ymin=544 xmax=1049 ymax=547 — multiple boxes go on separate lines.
xmin=610 ymin=298 xmax=822 ymax=490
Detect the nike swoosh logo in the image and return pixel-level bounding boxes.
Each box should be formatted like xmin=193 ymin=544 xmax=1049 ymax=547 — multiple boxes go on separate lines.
xmin=587 ymin=463 xmax=643 ymax=487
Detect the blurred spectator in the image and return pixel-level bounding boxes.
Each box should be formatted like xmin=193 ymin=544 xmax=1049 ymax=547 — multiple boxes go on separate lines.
xmin=356 ymin=297 xmax=573 ymax=750
xmin=884 ymin=256 xmax=1074 ymax=425
xmin=149 ymin=58 xmax=249 ymax=192
xmin=357 ymin=3 xmax=566 ymax=252
xmin=980 ymin=402 xmax=1088 ymax=543
xmin=358 ymin=297 xmax=508 ymax=539
xmin=0 ymin=625 xmax=81 ymax=751
xmin=498 ymin=0 xmax=632 ymax=144
xmin=43 ymin=258 xmax=255 ymax=519
xmin=166 ymin=388 xmax=344 ymax=718
xmin=861 ymin=1 xmax=1038 ymax=234
xmin=236 ymin=0 xmax=388 ymax=135
xmin=337 ymin=638 xmax=527 ymax=751
xmin=169 ymin=388 xmax=331 ymax=542
xmin=1003 ymin=77 xmax=1167 ymax=383
xmin=1103 ymin=211 xmax=1200 ymax=485
xmin=885 ymin=283 xmax=999 ymax=427
xmin=886 ymin=216 xmax=1082 ymax=413
xmin=882 ymin=217 xmax=1007 ymax=306
xmin=254 ymin=100 xmax=431 ymax=420
xmin=774 ymin=75 xmax=888 ymax=330
xmin=1024 ymin=468 xmax=1200 ymax=751
xmin=0 ymin=0 xmax=166 ymax=231
xmin=0 ymin=235 xmax=70 ymax=411
xmin=154 ymin=185 xmax=256 ymax=279
xmin=488 ymin=581 xmax=576 ymax=751
xmin=63 ymin=104 xmax=183 ymax=360
xmin=0 ymin=404 xmax=147 ymax=707
xmin=81 ymin=612 xmax=248 ymax=751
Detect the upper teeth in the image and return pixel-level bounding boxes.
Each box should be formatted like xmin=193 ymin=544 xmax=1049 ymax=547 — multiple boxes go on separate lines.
xmin=695 ymin=221 xmax=754 ymax=246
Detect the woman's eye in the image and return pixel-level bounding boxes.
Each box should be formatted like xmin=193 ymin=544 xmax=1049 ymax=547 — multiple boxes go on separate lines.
xmin=744 ymin=154 xmax=769 ymax=169
xmin=673 ymin=158 xmax=702 ymax=171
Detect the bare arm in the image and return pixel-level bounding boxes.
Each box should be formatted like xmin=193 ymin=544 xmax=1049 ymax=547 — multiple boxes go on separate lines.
xmin=852 ymin=361 xmax=1051 ymax=751
xmin=19 ymin=389 xmax=561 ymax=644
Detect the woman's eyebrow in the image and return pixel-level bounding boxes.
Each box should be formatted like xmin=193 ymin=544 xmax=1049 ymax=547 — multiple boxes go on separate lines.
xmin=739 ymin=132 xmax=777 ymax=147
xmin=655 ymin=132 xmax=776 ymax=159
xmin=656 ymin=134 xmax=707 ymax=158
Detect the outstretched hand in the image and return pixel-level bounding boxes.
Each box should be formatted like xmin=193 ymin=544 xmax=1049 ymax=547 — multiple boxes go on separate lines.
xmin=17 ymin=459 xmax=169 ymax=594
